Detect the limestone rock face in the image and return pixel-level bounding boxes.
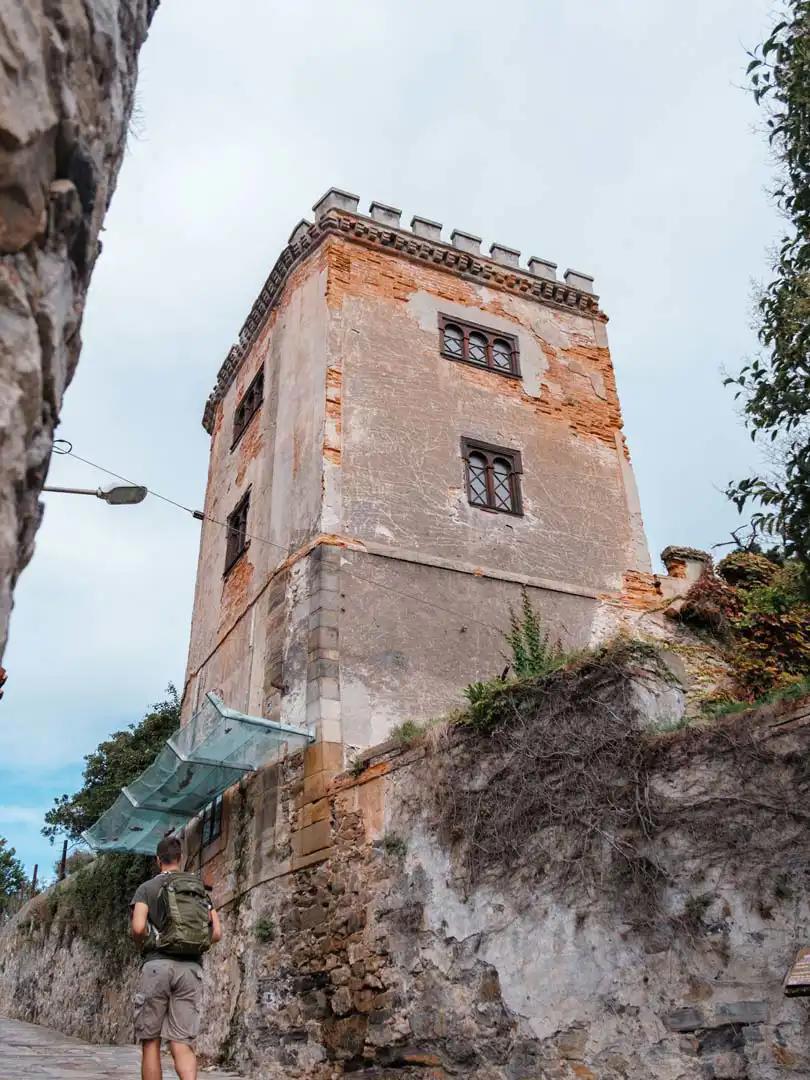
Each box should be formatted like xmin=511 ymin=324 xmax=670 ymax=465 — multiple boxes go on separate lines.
xmin=0 ymin=0 xmax=159 ymax=656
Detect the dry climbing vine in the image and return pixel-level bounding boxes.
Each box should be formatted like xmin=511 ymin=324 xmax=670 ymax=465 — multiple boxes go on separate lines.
xmin=432 ymin=638 xmax=810 ymax=932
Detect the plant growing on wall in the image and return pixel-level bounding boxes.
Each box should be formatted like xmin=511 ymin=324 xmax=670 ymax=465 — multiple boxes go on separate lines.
xmin=42 ymin=686 xmax=180 ymax=843
xmin=677 ymin=553 xmax=810 ymax=698
xmin=505 ymin=590 xmax=566 ymax=679
xmin=725 ymin=2 xmax=810 ymax=574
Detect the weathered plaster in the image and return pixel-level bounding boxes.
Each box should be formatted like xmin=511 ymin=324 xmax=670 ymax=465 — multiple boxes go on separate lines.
xmin=184 ymin=199 xmax=652 ymax=749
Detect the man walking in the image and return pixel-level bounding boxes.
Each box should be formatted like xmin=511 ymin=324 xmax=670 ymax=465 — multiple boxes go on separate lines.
xmin=131 ymin=835 xmax=222 ymax=1080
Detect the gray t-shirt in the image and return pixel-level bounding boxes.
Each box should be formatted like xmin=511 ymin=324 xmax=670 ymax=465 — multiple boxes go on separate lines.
xmin=131 ymin=871 xmax=203 ymax=966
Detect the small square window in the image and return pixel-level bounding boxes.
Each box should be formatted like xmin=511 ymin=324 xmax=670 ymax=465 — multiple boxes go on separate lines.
xmin=461 ymin=438 xmax=523 ymax=515
xmin=439 ymin=315 xmax=519 ymax=377
xmin=224 ymin=490 xmax=250 ymax=573
xmin=232 ymin=369 xmax=264 ymax=449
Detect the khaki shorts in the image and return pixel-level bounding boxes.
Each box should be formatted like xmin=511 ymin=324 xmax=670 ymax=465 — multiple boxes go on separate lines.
xmin=133 ymin=958 xmax=203 ymax=1045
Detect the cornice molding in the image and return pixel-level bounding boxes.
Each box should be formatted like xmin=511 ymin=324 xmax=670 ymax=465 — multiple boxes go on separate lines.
xmin=202 ymin=211 xmax=605 ymax=433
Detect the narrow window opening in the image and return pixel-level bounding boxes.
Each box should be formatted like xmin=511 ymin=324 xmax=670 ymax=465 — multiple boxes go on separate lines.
xmin=225 ymin=491 xmax=250 ymax=573
xmin=232 ymin=368 xmax=264 ymax=448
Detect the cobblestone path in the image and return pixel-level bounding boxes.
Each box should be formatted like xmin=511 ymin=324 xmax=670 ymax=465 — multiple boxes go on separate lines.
xmin=0 ymin=1016 xmax=240 ymax=1079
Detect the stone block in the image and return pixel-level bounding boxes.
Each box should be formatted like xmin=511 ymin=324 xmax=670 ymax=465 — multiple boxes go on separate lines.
xmin=714 ymin=1001 xmax=768 ymax=1025
xmin=313 ymin=657 xmax=340 ymax=680
xmin=450 ymin=229 xmax=481 ymax=254
xmin=664 ymin=1007 xmax=705 ymax=1032
xmin=312 ymin=187 xmax=360 ymax=219
xmin=331 ymin=985 xmax=353 ymax=1016
xmin=309 ymin=626 xmax=339 ymax=653
xmin=489 ymin=242 xmax=520 ymax=267
xmin=307 ymin=700 xmax=341 ymax=730
xmin=308 ymin=608 xmax=339 ymax=631
xmin=305 ymin=741 xmax=344 ymax=775
xmin=299 ymin=903 xmax=328 ymax=929
xmin=287 ymin=218 xmax=311 ymax=245
xmin=291 ymin=847 xmax=333 ymax=872
xmin=528 ymin=256 xmax=558 ymax=280
xmin=319 ymin=571 xmax=341 ymax=594
xmin=316 ymin=676 xmax=340 ymax=701
xmin=299 ymin=797 xmax=330 ymax=829
xmin=410 ymin=215 xmax=442 ymax=240
xmin=309 ymin=589 xmax=340 ymax=615
xmin=369 ymin=201 xmax=402 ymax=228
xmin=293 ymin=818 xmax=332 ymax=857
xmin=564 ymin=268 xmax=595 ymax=293
xmin=706 ymin=1051 xmax=747 ymax=1078
xmin=301 ymin=770 xmax=331 ymax=804
xmin=319 ymin=717 xmax=343 ymax=744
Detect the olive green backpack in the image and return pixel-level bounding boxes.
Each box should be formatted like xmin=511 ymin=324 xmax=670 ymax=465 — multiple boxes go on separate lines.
xmin=150 ymin=872 xmax=212 ymax=957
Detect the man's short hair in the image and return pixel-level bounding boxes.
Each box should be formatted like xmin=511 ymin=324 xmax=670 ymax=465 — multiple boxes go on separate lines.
xmin=156 ymin=835 xmax=182 ymax=865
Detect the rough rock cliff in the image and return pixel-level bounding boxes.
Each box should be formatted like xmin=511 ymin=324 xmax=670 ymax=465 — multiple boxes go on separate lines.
xmin=0 ymin=0 xmax=158 ymax=655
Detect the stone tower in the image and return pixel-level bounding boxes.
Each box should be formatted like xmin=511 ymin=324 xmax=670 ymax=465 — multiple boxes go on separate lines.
xmin=181 ymin=188 xmax=651 ymax=751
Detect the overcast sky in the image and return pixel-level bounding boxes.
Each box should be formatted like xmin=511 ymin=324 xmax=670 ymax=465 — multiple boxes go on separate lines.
xmin=1 ymin=0 xmax=780 ymax=877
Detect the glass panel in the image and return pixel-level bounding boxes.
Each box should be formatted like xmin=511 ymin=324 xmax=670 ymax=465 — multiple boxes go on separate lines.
xmin=468 ymin=332 xmax=487 ymax=365
xmin=443 ymin=323 xmax=463 ymax=356
xmin=492 ymin=457 xmax=513 ymax=511
xmin=84 ymin=694 xmax=312 ymax=854
xmin=492 ymin=338 xmax=513 ymax=371
xmin=468 ymin=452 xmax=489 ymax=506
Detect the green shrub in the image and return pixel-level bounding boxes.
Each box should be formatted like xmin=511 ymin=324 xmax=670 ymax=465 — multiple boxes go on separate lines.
xmin=348 ymin=756 xmax=365 ymax=778
xmin=506 ymin=590 xmax=567 ymax=679
xmin=254 ymin=913 xmax=276 ymax=943
xmin=382 ymin=833 xmax=407 ymax=858
xmin=390 ymin=719 xmax=424 ymax=747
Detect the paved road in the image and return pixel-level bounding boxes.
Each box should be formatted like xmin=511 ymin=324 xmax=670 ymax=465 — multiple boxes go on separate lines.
xmin=0 ymin=1016 xmax=241 ymax=1079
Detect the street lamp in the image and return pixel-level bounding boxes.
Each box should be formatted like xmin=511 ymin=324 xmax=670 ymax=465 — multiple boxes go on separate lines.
xmin=43 ymin=481 xmax=147 ymax=505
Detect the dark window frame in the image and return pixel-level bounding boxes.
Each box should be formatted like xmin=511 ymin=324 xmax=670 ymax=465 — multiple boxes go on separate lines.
xmin=200 ymin=794 xmax=224 ymax=848
xmin=461 ymin=437 xmax=524 ymax=516
xmin=231 ymin=368 xmax=264 ymax=450
xmin=224 ymin=489 xmax=251 ymax=574
xmin=439 ymin=314 xmax=520 ymax=378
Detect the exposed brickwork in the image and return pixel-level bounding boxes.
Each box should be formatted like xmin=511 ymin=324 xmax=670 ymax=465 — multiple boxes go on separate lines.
xmin=618 ymin=569 xmax=665 ymax=610
xmin=323 ymin=238 xmax=623 ymax=449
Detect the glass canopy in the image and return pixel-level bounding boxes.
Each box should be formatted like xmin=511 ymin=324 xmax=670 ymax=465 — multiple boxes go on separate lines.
xmin=83 ymin=693 xmax=312 ymax=855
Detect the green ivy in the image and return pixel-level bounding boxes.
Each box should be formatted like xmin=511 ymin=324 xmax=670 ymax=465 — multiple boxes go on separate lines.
xmin=21 ymin=852 xmax=152 ymax=971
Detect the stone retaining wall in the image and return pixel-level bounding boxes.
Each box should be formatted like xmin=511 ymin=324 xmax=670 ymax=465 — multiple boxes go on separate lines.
xmin=3 ymin=689 xmax=810 ymax=1078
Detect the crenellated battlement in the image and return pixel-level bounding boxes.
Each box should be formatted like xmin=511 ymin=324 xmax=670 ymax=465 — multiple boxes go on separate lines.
xmin=202 ymin=187 xmax=603 ymax=433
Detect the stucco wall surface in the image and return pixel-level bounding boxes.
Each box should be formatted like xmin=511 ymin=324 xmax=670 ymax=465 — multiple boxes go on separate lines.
xmin=327 ymin=239 xmax=646 ymax=593
xmin=183 ymin=226 xmax=652 ymax=749
xmin=183 ymin=254 xmax=330 ymax=722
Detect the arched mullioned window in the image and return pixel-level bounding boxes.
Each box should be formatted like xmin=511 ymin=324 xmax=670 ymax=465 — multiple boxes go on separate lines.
xmin=443 ymin=323 xmax=464 ymax=357
xmin=439 ymin=316 xmax=519 ymax=377
xmin=461 ymin=438 xmax=523 ymax=515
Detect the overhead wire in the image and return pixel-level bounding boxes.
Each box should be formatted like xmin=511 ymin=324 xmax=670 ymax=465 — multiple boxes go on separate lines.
xmin=50 ymin=442 xmax=512 ymax=636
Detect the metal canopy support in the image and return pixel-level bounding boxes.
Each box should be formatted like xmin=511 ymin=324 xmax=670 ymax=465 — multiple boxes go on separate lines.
xmin=83 ymin=693 xmax=313 ymax=855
